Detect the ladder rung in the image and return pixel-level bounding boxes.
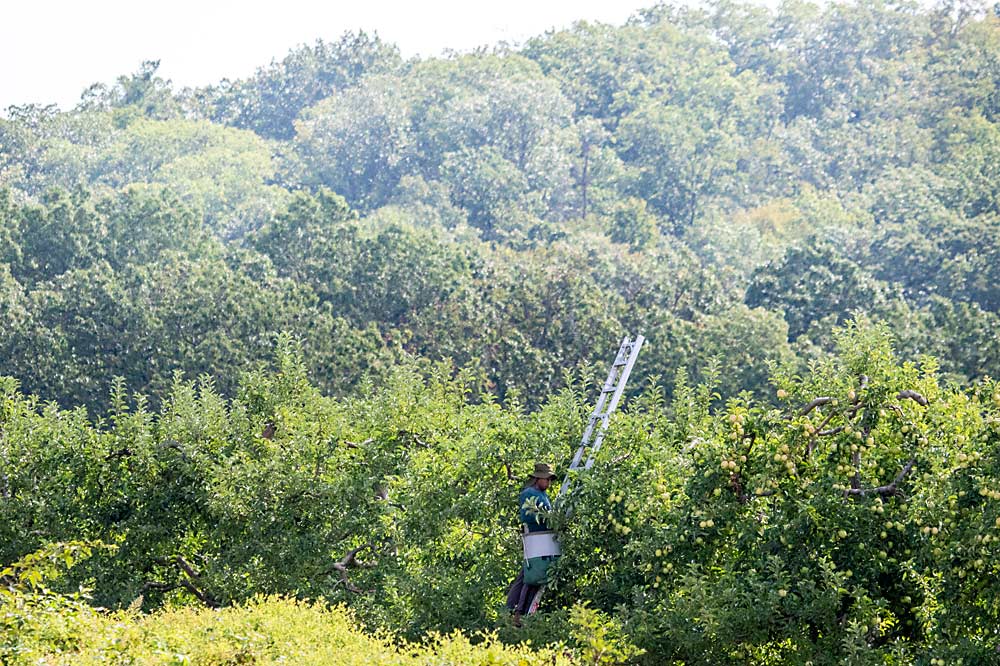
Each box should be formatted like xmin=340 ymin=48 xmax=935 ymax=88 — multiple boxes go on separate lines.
xmin=612 ymin=347 xmax=633 ymax=366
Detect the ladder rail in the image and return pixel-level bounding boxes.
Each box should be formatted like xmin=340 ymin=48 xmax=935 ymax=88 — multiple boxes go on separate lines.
xmin=581 ymin=335 xmax=643 ymax=470
xmin=561 ymin=340 xmax=623 ymax=479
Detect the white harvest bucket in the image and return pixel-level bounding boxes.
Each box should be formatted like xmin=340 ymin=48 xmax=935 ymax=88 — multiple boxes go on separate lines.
xmin=522 ymin=530 xmax=561 ymax=559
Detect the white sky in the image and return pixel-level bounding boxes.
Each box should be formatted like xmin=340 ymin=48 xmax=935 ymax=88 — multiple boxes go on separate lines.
xmin=2 ymin=0 xmax=669 ymax=111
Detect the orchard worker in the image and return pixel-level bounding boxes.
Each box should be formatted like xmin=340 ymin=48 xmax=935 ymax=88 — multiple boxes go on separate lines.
xmin=506 ymin=462 xmax=557 ymax=626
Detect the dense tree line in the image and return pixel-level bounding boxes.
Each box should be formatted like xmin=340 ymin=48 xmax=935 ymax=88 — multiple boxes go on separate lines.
xmin=2 ymin=1 xmax=1000 ymax=661
xmin=4 ymin=323 xmax=1000 ymax=663
xmin=1 ymin=2 xmax=999 ymax=414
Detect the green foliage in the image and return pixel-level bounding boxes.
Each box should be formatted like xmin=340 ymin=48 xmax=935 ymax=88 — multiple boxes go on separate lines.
xmin=549 ymin=320 xmax=1000 ymax=663
xmin=568 ymin=603 xmax=644 ymax=665
xmin=3 ymin=4 xmax=1000 ymax=661
xmin=746 ymin=239 xmax=889 ymax=340
xmin=3 ymin=320 xmax=1000 ymax=663
xmin=608 ymin=197 xmax=658 ymax=249
xmin=0 ymin=541 xmax=114 ymax=664
xmin=200 ymin=32 xmax=402 ymax=141
xmin=1 ymin=540 xmax=113 ymax=593
xmin=1 ymin=593 xmax=575 ymax=665
xmin=78 ymin=60 xmax=182 ymax=119
xmin=1 ymin=0 xmax=999 ymax=417
xmin=3 ymin=110 xmax=284 ymax=236
xmin=295 ymin=74 xmax=414 ymax=209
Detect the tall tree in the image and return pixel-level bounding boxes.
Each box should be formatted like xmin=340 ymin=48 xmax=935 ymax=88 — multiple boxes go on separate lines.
xmin=200 ymin=32 xmax=401 ymax=140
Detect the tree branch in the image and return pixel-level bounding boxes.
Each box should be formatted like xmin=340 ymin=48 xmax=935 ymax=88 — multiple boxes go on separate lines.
xmin=328 ymin=544 xmax=375 ymax=594
xmin=799 ymin=397 xmax=833 ymax=416
xmin=174 ymin=556 xmax=218 ymax=607
xmin=897 ymin=390 xmax=928 ymax=406
xmin=0 ymin=429 xmax=10 ymax=501
xmin=843 ymin=458 xmax=917 ymax=498
xmin=610 ymin=452 xmax=633 ymax=465
xmin=739 ymin=488 xmax=778 ymax=503
xmin=159 ymin=439 xmax=189 ymax=462
xmin=150 ymin=556 xmax=219 ymax=607
xmin=851 ymin=449 xmax=862 ymax=490
xmin=139 ymin=580 xmax=176 ymax=595
xmin=105 ymin=446 xmax=133 ymax=461
xmin=807 ymin=411 xmax=837 ymax=456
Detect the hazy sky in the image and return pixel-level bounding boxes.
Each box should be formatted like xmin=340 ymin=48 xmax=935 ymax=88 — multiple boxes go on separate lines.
xmin=2 ymin=0 xmax=667 ymax=111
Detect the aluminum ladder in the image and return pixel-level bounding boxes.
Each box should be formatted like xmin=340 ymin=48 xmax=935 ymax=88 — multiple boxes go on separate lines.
xmin=559 ymin=334 xmax=645 ymax=496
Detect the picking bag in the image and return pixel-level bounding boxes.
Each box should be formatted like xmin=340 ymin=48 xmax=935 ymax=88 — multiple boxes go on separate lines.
xmin=523 ymin=555 xmax=556 ymax=585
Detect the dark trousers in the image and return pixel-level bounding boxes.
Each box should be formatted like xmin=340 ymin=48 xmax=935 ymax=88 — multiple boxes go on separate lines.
xmin=506 ymin=568 xmax=540 ymax=613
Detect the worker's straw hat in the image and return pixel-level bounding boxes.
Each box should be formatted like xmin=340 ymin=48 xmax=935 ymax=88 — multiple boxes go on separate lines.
xmin=530 ymin=462 xmax=556 ymax=480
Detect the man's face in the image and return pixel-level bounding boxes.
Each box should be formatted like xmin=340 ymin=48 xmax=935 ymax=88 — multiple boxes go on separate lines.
xmin=536 ymin=476 xmax=552 ymax=491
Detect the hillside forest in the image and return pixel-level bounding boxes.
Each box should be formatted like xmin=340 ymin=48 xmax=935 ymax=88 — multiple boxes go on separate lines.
xmin=3 ymin=1 xmax=1000 ymax=663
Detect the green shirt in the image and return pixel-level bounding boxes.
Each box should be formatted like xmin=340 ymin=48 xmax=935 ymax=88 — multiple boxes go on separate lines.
xmin=518 ymin=486 xmax=552 ymax=533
